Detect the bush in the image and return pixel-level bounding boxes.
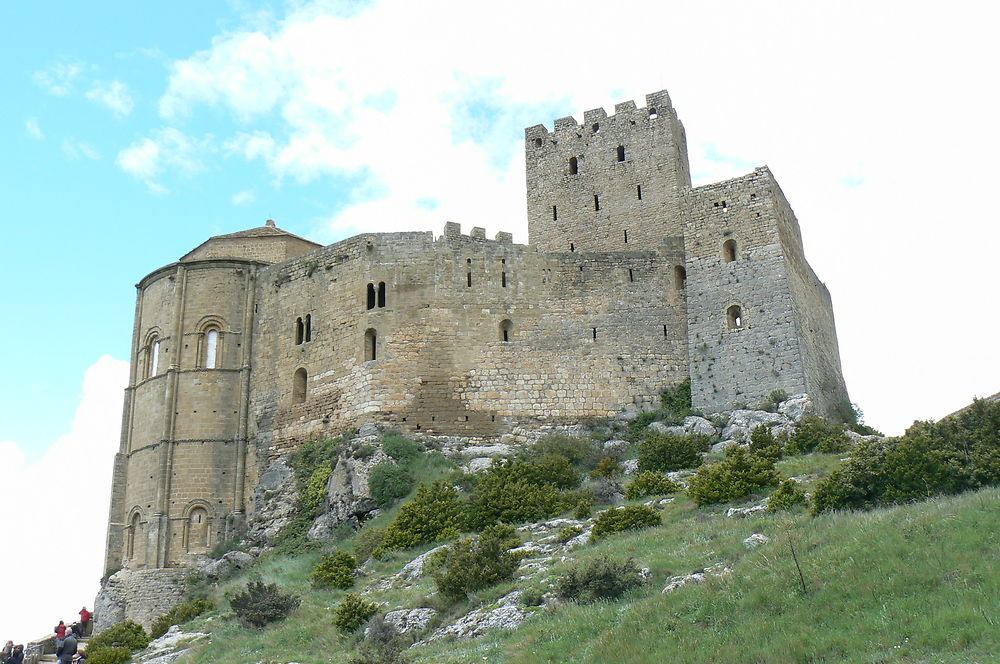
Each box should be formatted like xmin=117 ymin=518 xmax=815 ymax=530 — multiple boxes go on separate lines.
xmin=786 ymin=416 xmax=850 ymax=455
xmin=768 ymin=479 xmax=807 ymax=511
xmin=749 ymin=425 xmax=783 ymax=462
xmin=381 ymin=481 xmax=464 ymax=550
xmin=382 ymin=432 xmax=423 ymax=463
xmin=228 ymin=581 xmax=300 ymax=628
xmin=523 ymin=434 xmax=604 ymax=470
xmin=432 ymin=524 xmax=522 ymax=602
xmin=556 ymin=556 xmax=642 ymax=603
xmin=590 ymin=505 xmax=660 ymax=542
xmin=624 ymin=471 xmax=681 ymax=500
xmin=574 ymin=497 xmax=593 ymax=519
xmin=557 ymin=525 xmax=584 ymax=543
xmin=333 ymin=593 xmax=379 ymax=632
xmin=464 ymin=458 xmax=578 ymax=530
xmin=312 ymin=550 xmax=357 ymax=589
xmin=589 ymin=478 xmax=624 ymax=505
xmin=369 ymin=463 xmax=414 ymax=508
xmin=813 ymin=400 xmax=1000 ymax=513
xmin=150 ymin=598 xmax=214 ymax=639
xmin=637 ymin=431 xmax=710 ymax=472
xmin=590 ymin=456 xmax=622 ymax=478
xmin=88 ymin=620 xmax=149 ymax=652
xmin=86 ymin=647 xmax=132 ymax=664
xmin=354 ymin=526 xmax=387 ymax=562
xmin=521 ymin=588 xmax=545 ymax=606
xmin=687 ymin=446 xmax=779 ymax=505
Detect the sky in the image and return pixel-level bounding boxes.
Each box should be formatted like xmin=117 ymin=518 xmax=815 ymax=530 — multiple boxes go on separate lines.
xmin=2 ymin=0 xmax=999 ymax=645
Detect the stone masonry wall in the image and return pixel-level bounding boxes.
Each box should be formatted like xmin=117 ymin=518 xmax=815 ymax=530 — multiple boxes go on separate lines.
xmin=525 ymin=90 xmax=691 ymax=254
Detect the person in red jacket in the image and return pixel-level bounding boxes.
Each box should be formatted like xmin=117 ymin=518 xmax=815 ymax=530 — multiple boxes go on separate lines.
xmin=54 ymin=621 xmax=66 ymax=652
xmin=78 ymin=608 xmax=92 ymax=636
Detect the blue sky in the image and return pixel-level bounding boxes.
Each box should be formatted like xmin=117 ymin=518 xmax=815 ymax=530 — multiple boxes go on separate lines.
xmin=1 ymin=0 xmax=998 ymax=644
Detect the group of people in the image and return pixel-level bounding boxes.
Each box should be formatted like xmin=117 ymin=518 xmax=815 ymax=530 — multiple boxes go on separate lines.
xmin=0 ymin=641 xmax=23 ymax=664
xmin=1 ymin=607 xmax=92 ymax=664
xmin=53 ymin=608 xmax=91 ymax=664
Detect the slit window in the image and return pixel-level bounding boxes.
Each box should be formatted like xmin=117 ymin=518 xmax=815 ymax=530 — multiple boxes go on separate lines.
xmin=552 ymin=205 xmax=557 ymax=221
xmin=617 ymin=145 xmax=625 ymax=162
xmin=293 ymin=367 xmax=307 ymax=403
xmin=205 ymin=329 xmax=219 ymax=368
xmin=594 ymin=194 xmax=600 ymax=211
xmin=377 ymin=282 xmax=386 ymax=308
xmin=364 ymin=328 xmax=377 ymax=361
xmin=674 ymin=265 xmax=687 ymax=290
xmin=295 ymin=317 xmax=304 ymax=345
xmin=569 ymin=156 xmax=578 ymax=175
xmin=467 ymin=259 xmax=473 ymax=287
xmin=366 ymin=283 xmax=376 ymax=310
xmin=592 ymin=327 xmax=597 ymax=340
xmin=636 ymin=184 xmax=642 ymax=200
xmin=628 ymin=268 xmax=634 ymax=282
xmin=723 ymin=239 xmax=737 ymax=263
xmin=570 ymin=243 xmax=575 ymax=252
xmin=304 ymin=314 xmax=312 ymax=342
xmin=727 ymin=305 xmax=744 ymax=330
xmin=500 ymin=319 xmax=512 ymax=342
xmin=624 ymin=229 xmax=628 ymax=243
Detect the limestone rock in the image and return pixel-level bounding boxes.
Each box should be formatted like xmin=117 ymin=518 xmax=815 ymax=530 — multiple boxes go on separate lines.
xmin=358 ymin=422 xmax=380 ymax=437
xmin=424 ymin=591 xmax=530 ymax=641
xmin=662 ymin=563 xmax=732 ymax=593
xmin=603 ymin=439 xmax=629 ymax=453
xmin=246 ymin=457 xmax=298 ymax=546
xmin=311 ymin=440 xmax=391 ymax=538
xmin=462 ymin=457 xmax=494 ymax=473
xmin=396 ymin=545 xmax=449 ymax=583
xmin=778 ymin=394 xmax=813 ymax=422
xmin=684 ymin=416 xmax=718 ymax=437
xmin=743 ymin=533 xmax=770 ymax=548
xmin=133 ymin=625 xmax=210 ymax=664
xmin=726 ymin=503 xmax=768 ymax=518
xmin=461 ymin=444 xmax=513 ymax=457
xmin=723 ymin=410 xmax=791 ymax=442
xmin=649 ymin=421 xmax=686 ymax=436
xmin=710 ymin=439 xmax=739 ymax=455
xmin=379 ymin=608 xmax=438 ymax=635
xmin=622 ymin=459 xmax=639 ymax=475
xmin=199 ymin=550 xmax=254 ymax=579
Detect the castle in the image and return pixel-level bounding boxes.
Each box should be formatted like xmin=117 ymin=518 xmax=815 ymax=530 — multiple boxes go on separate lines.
xmin=99 ymin=90 xmax=848 ymax=623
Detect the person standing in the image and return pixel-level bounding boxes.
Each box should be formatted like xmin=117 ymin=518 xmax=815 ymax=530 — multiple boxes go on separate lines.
xmin=56 ymin=631 xmax=77 ymax=664
xmin=78 ymin=607 xmax=92 ymax=636
xmin=54 ymin=621 xmax=66 ymax=654
xmin=7 ymin=645 xmax=24 ymax=664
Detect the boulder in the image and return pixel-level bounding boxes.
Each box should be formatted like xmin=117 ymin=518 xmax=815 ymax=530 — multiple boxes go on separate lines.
xmin=684 ymin=416 xmax=718 ymax=437
xmin=462 ymin=444 xmax=514 ymax=457
xmin=743 ymin=533 xmax=770 ymax=549
xmin=710 ymin=440 xmax=739 ymax=455
xmin=379 ymin=608 xmax=438 ymax=634
xmin=649 ymin=421 xmax=686 ymax=436
xmin=723 ymin=410 xmax=791 ymax=442
xmin=424 ymin=591 xmax=529 ymax=641
xmin=462 ymin=457 xmax=494 ymax=473
xmin=726 ymin=504 xmax=768 ymax=518
xmin=603 ymin=439 xmax=629 ymax=453
xmin=622 ymin=459 xmax=639 ymax=475
xmin=778 ymin=394 xmax=813 ymax=422
xmin=199 ymin=550 xmax=254 ymax=579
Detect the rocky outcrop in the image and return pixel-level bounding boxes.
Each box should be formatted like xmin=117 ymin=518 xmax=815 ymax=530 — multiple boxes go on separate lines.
xmin=723 ymin=410 xmax=792 ymax=442
xmin=311 ymin=434 xmax=392 ymax=538
xmin=662 ymin=563 xmax=732 ymax=593
xmin=198 ymin=550 xmax=255 ymax=579
xmin=422 ymin=591 xmax=530 ymax=642
xmin=246 ymin=457 xmax=298 ymax=546
xmin=132 ymin=625 xmax=210 ymax=664
xmin=380 ymin=608 xmax=439 ymax=635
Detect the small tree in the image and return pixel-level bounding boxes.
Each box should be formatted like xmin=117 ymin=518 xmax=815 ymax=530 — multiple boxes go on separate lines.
xmin=228 ymin=581 xmax=300 ymax=627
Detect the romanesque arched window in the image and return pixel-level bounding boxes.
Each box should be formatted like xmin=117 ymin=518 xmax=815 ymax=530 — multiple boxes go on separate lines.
xmin=569 ymin=156 xmax=578 ymax=175
xmin=204 ymin=328 xmax=219 ymax=368
xmin=499 ymin=319 xmax=513 ymax=342
xmin=723 ymin=239 xmax=737 ymax=263
xmin=364 ymin=328 xmax=377 ymax=361
xmin=304 ymin=314 xmax=312 ymax=342
xmin=727 ymin=305 xmax=744 ymax=329
xmin=366 ymin=283 xmax=376 ymax=310
xmin=143 ymin=335 xmax=161 ymax=379
xmin=295 ymin=317 xmax=304 ymax=345
xmin=126 ymin=511 xmax=142 ymax=562
xmin=293 ymin=367 xmax=307 ymax=404
xmin=377 ymin=282 xmax=386 ymax=308
xmin=187 ymin=506 xmax=210 ymax=552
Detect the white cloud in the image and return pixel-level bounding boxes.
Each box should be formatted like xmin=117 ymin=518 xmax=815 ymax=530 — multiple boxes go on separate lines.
xmin=116 ymin=128 xmax=211 ymax=193
xmin=145 ymin=0 xmax=1000 ymax=434
xmin=232 ymin=189 xmax=256 ymax=205
xmin=25 ymin=117 xmax=44 ymax=140
xmin=86 ymin=80 xmax=135 ymax=118
xmin=0 ymin=356 xmax=128 ymax=645
xmin=33 ymin=61 xmax=84 ymax=96
xmin=62 ymin=139 xmax=100 ymax=160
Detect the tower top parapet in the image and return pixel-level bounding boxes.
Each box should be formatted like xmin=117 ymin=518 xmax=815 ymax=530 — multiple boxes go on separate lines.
xmin=524 ymin=90 xmax=676 ymax=142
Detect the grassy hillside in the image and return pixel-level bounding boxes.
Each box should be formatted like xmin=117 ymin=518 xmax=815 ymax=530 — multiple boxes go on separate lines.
xmin=174 ymin=451 xmax=998 ymax=664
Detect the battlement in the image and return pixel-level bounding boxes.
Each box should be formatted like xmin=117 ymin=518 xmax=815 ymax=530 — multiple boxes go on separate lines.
xmin=524 ymin=90 xmax=676 ymax=142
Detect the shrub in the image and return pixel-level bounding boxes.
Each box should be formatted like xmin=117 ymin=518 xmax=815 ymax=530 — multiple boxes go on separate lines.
xmin=556 ymin=556 xmax=642 ymax=603
xmin=687 ymin=446 xmax=779 ymax=505
xmin=749 ymin=425 xmax=783 ymax=462
xmin=381 ymin=481 xmax=464 ymax=550
xmin=624 ymin=471 xmax=681 ymax=500
xmin=768 ymin=478 xmax=807 ymax=511
xmin=524 ymin=434 xmax=604 ymax=470
xmin=557 ymin=525 xmax=584 ymax=543
xmin=333 ymin=593 xmax=379 ymax=632
xmin=590 ymin=505 xmax=660 ymax=542
xmin=589 ymin=478 xmax=624 ymax=505
xmin=660 ymin=378 xmax=693 ymax=416
xmin=88 ymin=620 xmax=149 ymax=652
xmin=302 ymin=465 xmax=333 ymax=516
xmin=637 ymin=431 xmax=710 ymax=472
xmin=433 ymin=524 xmax=522 ymax=602
xmin=149 ymin=598 xmax=214 ymax=639
xmin=382 ymin=432 xmax=423 ymax=463
xmin=464 ymin=458 xmax=579 ymax=530
xmin=813 ymin=400 xmax=1000 ymax=513
xmin=369 ymin=463 xmax=414 ymax=508
xmin=86 ymin=647 xmax=132 ymax=664
xmin=354 ymin=526 xmax=387 ymax=562
xmin=590 ymin=456 xmax=622 ymax=478
xmin=228 ymin=581 xmax=300 ymax=627
xmin=521 ymin=588 xmax=545 ymax=606
xmin=574 ymin=497 xmax=593 ymax=519
xmin=312 ymin=550 xmax=357 ymax=589
xmin=786 ymin=416 xmax=850 ymax=455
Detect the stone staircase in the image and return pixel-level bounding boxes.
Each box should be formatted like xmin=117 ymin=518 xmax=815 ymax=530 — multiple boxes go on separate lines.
xmin=36 ymin=636 xmax=88 ymax=663
xmin=24 ymin=629 xmax=90 ymax=664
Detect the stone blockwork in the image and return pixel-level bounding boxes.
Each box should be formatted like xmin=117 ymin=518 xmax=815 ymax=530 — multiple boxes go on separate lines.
xmin=94 ymin=569 xmax=188 ymax=633
xmin=101 ymin=88 xmax=849 ymax=626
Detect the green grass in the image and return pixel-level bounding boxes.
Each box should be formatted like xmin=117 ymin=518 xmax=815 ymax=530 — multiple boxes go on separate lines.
xmin=177 ymin=450 xmax=998 ymax=664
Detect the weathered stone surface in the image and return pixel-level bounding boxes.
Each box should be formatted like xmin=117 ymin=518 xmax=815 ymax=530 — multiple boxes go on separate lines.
xmin=662 ymin=563 xmax=732 ymax=593
xmin=778 ymin=394 xmax=813 ymax=422
xmin=312 ymin=439 xmax=391 ymax=537
xmin=622 ymin=459 xmax=639 ymax=475
xmin=603 ymin=439 xmax=629 ymax=453
xmin=379 ymin=608 xmax=438 ymax=634
xmin=94 ymin=569 xmax=188 ymax=632
xmin=463 ymin=457 xmax=495 ymax=473
xmin=726 ymin=503 xmax=769 ymax=518
xmin=199 ymin=550 xmax=255 ymax=579
xmin=133 ymin=625 xmax=210 ymax=664
xmin=743 ymin=533 xmax=770 ymax=548
xmin=710 ymin=439 xmax=739 ymax=455
xmin=684 ymin=416 xmax=718 ymax=437
xmin=246 ymin=457 xmax=298 ymax=546
xmin=723 ymin=410 xmax=792 ymax=442
xmin=461 ymin=444 xmax=513 ymax=458
xmin=424 ymin=591 xmax=530 ymax=641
